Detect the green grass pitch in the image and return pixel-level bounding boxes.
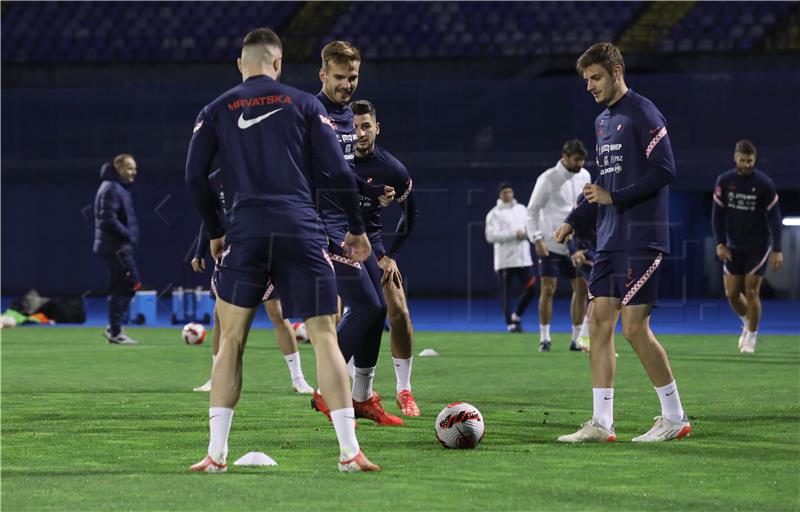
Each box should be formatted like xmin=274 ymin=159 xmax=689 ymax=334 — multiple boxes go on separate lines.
xmin=2 ymin=327 xmax=798 ymax=511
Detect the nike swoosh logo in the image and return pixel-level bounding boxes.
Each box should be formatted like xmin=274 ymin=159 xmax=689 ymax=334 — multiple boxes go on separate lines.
xmin=666 ymin=391 xmax=674 ymax=396
xmin=237 ymin=108 xmax=283 ymax=129
xmin=603 ymin=397 xmax=612 ymax=400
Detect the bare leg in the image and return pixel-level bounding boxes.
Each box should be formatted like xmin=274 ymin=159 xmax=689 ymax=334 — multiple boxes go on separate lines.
xmin=744 ymin=275 xmax=763 ymax=332
xmin=211 ymin=304 xmax=221 ymax=357
xmin=264 ymin=298 xmax=298 ymax=356
xmin=305 ymin=314 xmax=352 ymax=411
xmin=621 ymin=304 xmax=674 ymax=387
xmin=210 ymin=298 xmax=257 ymax=408
xmin=539 ymin=276 xmax=557 ymax=326
xmin=386 ymin=283 xmax=413 ymax=359
xmin=723 ymin=274 xmax=747 ymax=317
xmin=589 ymin=298 xmax=620 ymax=388
xmin=570 ymin=277 xmax=588 ymax=325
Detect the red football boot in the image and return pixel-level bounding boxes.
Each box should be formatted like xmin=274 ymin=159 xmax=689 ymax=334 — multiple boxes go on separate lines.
xmin=311 ymin=389 xmax=332 ymax=421
xmin=354 ymin=392 xmax=404 ymax=426
xmin=396 ymin=390 xmax=421 ymax=417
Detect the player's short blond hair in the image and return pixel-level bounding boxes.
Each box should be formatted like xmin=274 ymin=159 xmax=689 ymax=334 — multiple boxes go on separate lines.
xmin=113 ymin=153 xmax=134 ymax=169
xmin=321 ymin=41 xmax=361 ymax=70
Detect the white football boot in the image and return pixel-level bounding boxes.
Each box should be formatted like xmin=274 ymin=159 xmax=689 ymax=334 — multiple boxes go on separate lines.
xmin=557 ymin=420 xmax=616 ymax=443
xmin=291 ymin=377 xmax=314 ymax=394
xmin=193 ymin=379 xmax=212 ymax=392
xmin=740 ymin=334 xmax=757 ymax=354
xmin=632 ymin=415 xmax=692 ymax=442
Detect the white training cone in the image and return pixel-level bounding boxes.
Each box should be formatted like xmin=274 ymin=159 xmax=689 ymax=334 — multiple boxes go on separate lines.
xmin=418 ymin=348 xmax=439 ymax=357
xmin=233 ymin=452 xmax=277 ymax=466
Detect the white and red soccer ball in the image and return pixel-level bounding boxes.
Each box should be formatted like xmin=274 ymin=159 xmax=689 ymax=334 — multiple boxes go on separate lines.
xmin=182 ymin=322 xmax=206 ymax=345
xmin=435 ymin=402 xmax=485 ymax=449
xmin=292 ymin=321 xmax=310 ymax=343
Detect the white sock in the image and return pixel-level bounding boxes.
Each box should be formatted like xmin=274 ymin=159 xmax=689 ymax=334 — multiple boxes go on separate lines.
xmin=746 ymin=329 xmax=758 ymax=341
xmin=738 ymin=315 xmax=747 ymax=327
xmin=208 ymin=407 xmax=233 ymax=463
xmin=580 ymin=314 xmax=590 ymax=338
xmin=571 ymin=325 xmax=582 ymax=342
xmin=352 ymin=366 xmax=375 ymax=402
xmin=392 ymin=356 xmax=413 ymax=393
xmin=655 ymin=381 xmax=685 ymax=423
xmin=346 ymin=356 xmax=355 ymax=380
xmin=330 ymin=407 xmax=359 ymax=460
xmin=511 ymin=312 xmax=521 ymax=323
xmin=592 ymin=388 xmax=614 ymax=430
xmin=283 ymin=351 xmax=304 ymax=381
xmin=540 ymin=324 xmax=551 ymax=342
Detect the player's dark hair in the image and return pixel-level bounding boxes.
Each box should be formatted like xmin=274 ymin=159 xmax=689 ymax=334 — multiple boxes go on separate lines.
xmin=350 ymin=99 xmax=376 ymax=118
xmin=735 ymin=139 xmax=757 ymax=155
xmin=497 ymin=182 xmax=513 ymax=194
xmin=321 ymin=40 xmax=361 ymax=70
xmin=242 ymin=28 xmax=282 ymax=53
xmin=562 ymin=139 xmax=588 ymax=158
xmin=113 ymin=153 xmax=134 ymax=169
xmin=576 ymin=42 xmax=625 ymax=77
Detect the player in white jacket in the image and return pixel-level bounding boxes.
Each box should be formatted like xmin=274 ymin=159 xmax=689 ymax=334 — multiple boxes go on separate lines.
xmin=527 ymin=140 xmax=592 ymax=352
xmin=485 ymin=183 xmax=538 ymax=332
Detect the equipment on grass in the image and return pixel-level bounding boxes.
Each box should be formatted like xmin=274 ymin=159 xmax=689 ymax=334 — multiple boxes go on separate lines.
xmin=435 ymin=402 xmax=484 ymax=449
xmin=182 ymin=322 xmax=206 ymax=345
xmin=126 ymin=290 xmax=156 ymax=325
xmin=292 ymin=321 xmax=309 ymax=342
xmin=171 ymin=287 xmax=213 ymax=324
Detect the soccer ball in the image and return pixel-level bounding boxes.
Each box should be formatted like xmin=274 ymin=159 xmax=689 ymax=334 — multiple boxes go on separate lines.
xmin=292 ymin=321 xmax=309 ymax=343
xmin=435 ymin=402 xmax=485 ymax=449
xmin=182 ymin=322 xmax=206 ymax=345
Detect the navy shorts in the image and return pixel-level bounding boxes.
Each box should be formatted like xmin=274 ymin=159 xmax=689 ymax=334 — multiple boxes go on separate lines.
xmin=212 ymin=233 xmax=337 ymax=319
xmin=538 ymin=253 xmax=578 ymax=279
xmin=588 ymin=250 xmax=663 ymax=306
xmin=211 ymin=266 xmax=280 ymax=303
xmin=723 ymin=247 xmax=771 ymax=277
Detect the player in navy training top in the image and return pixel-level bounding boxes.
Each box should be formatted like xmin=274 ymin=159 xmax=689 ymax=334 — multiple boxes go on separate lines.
xmin=189 ymin=169 xmax=314 ymax=395
xmin=351 ymin=99 xmax=422 ymax=417
xmin=185 ymin=29 xmax=378 ymax=473
xmin=711 ymin=139 xmax=783 ymax=354
xmin=555 ymin=43 xmax=691 ymax=443
xmin=308 ymin=41 xmax=404 ymax=427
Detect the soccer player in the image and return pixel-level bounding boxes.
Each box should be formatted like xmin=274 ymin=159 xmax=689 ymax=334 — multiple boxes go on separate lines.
xmin=527 ymin=140 xmax=591 ymax=352
xmin=351 ymin=99 xmax=422 ymax=416
xmin=712 ymin=139 xmax=783 ymax=353
xmin=190 ymin=169 xmax=313 ymax=394
xmin=185 ymin=28 xmax=379 ymax=472
xmin=485 ymin=182 xmax=537 ymax=333
xmin=309 ymin=41 xmax=403 ymax=426
xmin=92 ymin=154 xmax=140 ymax=345
xmin=554 ymin=42 xmax=691 ymax=442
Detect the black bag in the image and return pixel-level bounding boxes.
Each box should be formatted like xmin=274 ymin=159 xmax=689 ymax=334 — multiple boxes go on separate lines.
xmin=38 ymin=297 xmax=86 ymax=324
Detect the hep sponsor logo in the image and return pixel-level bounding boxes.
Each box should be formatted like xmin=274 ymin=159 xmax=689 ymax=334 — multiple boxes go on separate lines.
xmin=228 ymin=95 xmax=292 ymax=111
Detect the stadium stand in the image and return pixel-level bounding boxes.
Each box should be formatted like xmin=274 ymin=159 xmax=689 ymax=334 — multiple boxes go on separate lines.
xmin=322 ymin=1 xmax=643 ymax=58
xmin=659 ymin=1 xmax=796 ymax=53
xmin=3 ymin=1 xmax=798 ymax=64
xmin=0 ymin=1 xmax=299 ymax=63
